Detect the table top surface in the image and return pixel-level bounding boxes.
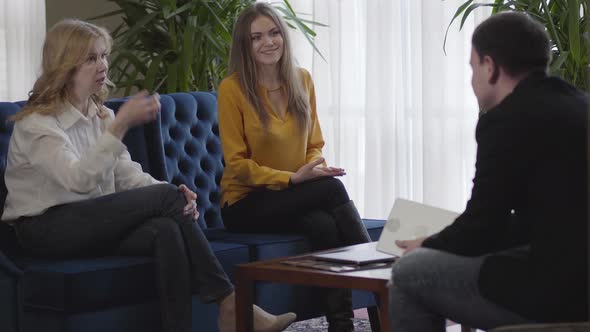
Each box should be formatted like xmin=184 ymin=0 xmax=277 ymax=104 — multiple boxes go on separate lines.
xmin=237 ymin=242 xmax=394 ymax=284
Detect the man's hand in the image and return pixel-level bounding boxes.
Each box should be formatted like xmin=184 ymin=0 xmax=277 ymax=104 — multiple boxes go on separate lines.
xmin=395 ymin=236 xmax=426 ymax=255
xmin=178 ymin=184 xmax=199 ymax=220
xmin=290 ymin=158 xmax=346 ymax=184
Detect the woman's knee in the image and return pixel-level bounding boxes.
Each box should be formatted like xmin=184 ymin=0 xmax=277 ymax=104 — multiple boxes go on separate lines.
xmin=146 ymin=183 xmax=185 ymax=208
xmin=322 ymin=177 xmax=346 ymax=193
xmin=119 ymin=217 xmax=183 ymax=255
xmin=314 ymin=177 xmax=350 ymax=206
xmin=150 ymin=183 xmax=181 ymax=197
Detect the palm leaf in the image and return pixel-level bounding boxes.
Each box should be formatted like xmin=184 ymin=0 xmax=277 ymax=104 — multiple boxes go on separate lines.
xmin=93 ymin=0 xmax=325 ymax=94
xmin=549 ymin=50 xmax=569 ymax=74
xmin=443 ymin=0 xmax=474 ymax=55
xmin=541 ymin=0 xmax=563 ymax=51
xmin=567 ymin=0 xmax=581 ymax=64
xmin=167 ymin=62 xmax=178 ymax=93
xmin=274 ymin=6 xmax=326 ymax=60
xmin=179 ymin=17 xmax=197 ymax=92
xmin=163 ymin=2 xmax=194 ymax=19
xmin=144 ymin=54 xmax=165 ymax=92
xmin=87 ymin=9 xmax=125 ymax=21
xmin=444 ymin=0 xmax=587 ymax=90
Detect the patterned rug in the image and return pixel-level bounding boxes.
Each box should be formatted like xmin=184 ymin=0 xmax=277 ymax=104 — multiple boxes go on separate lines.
xmin=285 ymin=317 xmax=372 ymax=332
xmin=284 ymin=316 xmax=473 ymax=332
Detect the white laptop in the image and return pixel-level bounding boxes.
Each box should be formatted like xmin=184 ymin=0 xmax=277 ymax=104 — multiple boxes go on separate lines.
xmin=376 ymin=198 xmax=459 ymax=257
xmin=309 ymin=198 xmax=460 ymax=265
xmin=309 ymin=242 xmax=397 ymax=265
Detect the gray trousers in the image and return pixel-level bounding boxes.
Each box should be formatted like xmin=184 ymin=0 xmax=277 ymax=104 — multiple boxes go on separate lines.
xmin=389 ymin=248 xmax=532 ymax=332
xmin=15 ymin=183 xmax=233 ymax=332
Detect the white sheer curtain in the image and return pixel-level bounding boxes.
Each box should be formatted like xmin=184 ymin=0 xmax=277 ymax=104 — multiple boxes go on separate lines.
xmin=285 ymin=0 xmax=492 ymax=219
xmin=0 ymin=0 xmax=45 ymax=102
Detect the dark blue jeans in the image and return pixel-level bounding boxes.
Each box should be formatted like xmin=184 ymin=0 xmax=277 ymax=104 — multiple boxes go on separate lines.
xmin=389 ymin=248 xmax=532 ymax=332
xmin=14 ymin=183 xmax=233 ymax=332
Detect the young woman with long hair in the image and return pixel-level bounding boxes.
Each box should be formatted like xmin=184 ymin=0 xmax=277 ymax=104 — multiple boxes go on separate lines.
xmin=218 ymin=4 xmax=371 ymax=331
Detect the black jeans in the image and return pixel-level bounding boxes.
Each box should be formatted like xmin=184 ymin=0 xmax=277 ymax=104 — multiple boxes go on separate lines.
xmin=14 ymin=183 xmax=233 ymax=332
xmin=221 ymin=177 xmax=364 ymax=250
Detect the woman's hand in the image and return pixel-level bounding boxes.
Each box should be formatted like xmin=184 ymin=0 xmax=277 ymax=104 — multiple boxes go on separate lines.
xmin=178 ymin=184 xmax=199 ymax=220
xmin=108 ymin=91 xmax=161 ymax=139
xmin=290 ymin=158 xmax=346 ymax=185
xmin=395 ymin=237 xmax=426 ymax=255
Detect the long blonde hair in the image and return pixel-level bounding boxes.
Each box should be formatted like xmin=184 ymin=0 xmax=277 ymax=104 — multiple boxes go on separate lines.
xmin=14 ymin=19 xmax=113 ymax=121
xmin=229 ymin=2 xmax=310 ymax=130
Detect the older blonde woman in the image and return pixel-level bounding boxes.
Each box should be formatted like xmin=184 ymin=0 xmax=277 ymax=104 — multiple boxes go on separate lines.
xmin=1 ymin=19 xmax=295 ymax=332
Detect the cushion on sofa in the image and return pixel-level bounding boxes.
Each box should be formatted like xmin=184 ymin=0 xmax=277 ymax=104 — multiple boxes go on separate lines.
xmin=22 ymin=296 xmax=221 ymax=332
xmin=204 ymin=229 xmax=310 ymax=261
xmin=15 ymin=242 xmax=248 ymax=312
xmin=204 ymin=218 xmax=384 ymax=261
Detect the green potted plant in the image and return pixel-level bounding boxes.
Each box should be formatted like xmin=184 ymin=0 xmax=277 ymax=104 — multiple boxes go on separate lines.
xmin=91 ymin=0 xmax=326 ymax=95
xmin=446 ymin=0 xmax=588 ymax=91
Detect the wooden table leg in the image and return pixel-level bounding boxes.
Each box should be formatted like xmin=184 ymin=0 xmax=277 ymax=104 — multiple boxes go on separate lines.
xmin=367 ymin=305 xmax=381 ymax=332
xmin=375 ymin=289 xmax=390 ymax=332
xmin=236 ymin=267 xmax=254 ymax=332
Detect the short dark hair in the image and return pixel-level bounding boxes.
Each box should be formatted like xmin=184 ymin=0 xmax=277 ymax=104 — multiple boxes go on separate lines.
xmin=472 ymin=12 xmax=550 ymax=76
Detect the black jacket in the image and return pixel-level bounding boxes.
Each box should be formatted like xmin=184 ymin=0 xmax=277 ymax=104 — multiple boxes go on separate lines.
xmin=423 ymin=71 xmax=588 ymax=322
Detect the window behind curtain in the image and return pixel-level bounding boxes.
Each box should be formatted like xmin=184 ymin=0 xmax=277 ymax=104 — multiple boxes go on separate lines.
xmin=0 ymin=0 xmax=45 ymax=102
xmin=284 ymin=0 xmax=492 ymax=219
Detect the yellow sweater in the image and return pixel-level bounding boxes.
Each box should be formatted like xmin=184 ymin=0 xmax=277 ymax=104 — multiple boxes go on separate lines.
xmin=218 ymin=68 xmax=324 ymax=206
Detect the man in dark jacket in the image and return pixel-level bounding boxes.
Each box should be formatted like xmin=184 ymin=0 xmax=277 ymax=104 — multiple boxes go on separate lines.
xmin=390 ymin=12 xmax=588 ymax=331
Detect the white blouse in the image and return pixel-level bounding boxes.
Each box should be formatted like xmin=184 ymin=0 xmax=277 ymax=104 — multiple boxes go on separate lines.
xmin=2 ymin=101 xmax=162 ymax=220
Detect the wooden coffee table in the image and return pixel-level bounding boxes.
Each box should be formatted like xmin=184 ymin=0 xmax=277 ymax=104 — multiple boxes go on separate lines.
xmin=235 ymin=242 xmax=392 ymax=332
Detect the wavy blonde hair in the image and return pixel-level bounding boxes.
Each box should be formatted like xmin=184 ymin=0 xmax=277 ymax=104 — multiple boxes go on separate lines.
xmin=14 ymin=19 xmax=113 ymax=121
xmin=229 ymin=2 xmax=310 ymax=130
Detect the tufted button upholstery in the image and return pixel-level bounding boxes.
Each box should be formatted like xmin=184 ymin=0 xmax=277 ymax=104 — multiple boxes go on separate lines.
xmin=159 ymin=92 xmax=225 ymax=229
xmin=106 ymin=93 xmax=224 ymax=229
xmin=105 ymin=99 xmax=168 ymax=182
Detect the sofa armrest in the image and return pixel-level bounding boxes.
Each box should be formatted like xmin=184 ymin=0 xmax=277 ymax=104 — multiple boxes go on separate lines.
xmin=362 ymin=218 xmax=386 ymax=242
xmin=0 ymin=250 xmax=22 ymax=332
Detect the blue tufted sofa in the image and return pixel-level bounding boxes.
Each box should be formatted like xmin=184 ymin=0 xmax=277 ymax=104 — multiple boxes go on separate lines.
xmin=0 ymin=92 xmax=385 ymax=332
